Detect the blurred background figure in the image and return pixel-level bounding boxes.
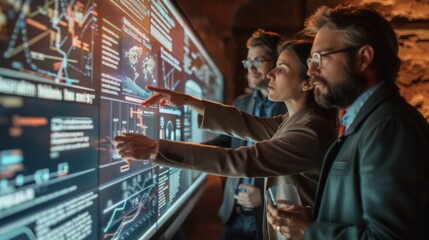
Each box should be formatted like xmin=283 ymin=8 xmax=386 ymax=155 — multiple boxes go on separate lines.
xmin=204 ymin=29 xmax=287 ymax=240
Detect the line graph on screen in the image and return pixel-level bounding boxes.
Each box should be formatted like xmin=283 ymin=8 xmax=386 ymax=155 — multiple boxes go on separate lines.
xmin=100 ymin=169 xmax=157 ymax=240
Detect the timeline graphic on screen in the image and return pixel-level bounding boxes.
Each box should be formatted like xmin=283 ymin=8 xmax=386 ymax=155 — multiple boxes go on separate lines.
xmin=0 ymin=1 xmax=224 ymax=239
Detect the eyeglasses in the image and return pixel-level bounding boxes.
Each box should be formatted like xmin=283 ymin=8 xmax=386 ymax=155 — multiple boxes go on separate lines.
xmin=307 ymin=47 xmax=360 ymax=69
xmin=242 ymin=59 xmax=272 ymax=69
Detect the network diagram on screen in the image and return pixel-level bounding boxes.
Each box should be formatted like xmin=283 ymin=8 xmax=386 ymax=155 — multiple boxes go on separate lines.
xmin=0 ymin=1 xmax=224 ymax=239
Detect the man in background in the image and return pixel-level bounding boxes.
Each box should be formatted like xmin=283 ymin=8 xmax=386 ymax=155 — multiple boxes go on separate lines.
xmin=205 ymin=29 xmax=287 ymax=240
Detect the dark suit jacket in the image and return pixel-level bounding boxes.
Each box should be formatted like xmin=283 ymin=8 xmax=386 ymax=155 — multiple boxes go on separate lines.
xmin=204 ymin=92 xmax=287 ymax=237
xmin=306 ymin=82 xmax=429 ymax=239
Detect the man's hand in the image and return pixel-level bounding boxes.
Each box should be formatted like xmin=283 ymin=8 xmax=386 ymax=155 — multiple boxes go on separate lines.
xmin=234 ymin=184 xmax=262 ymax=208
xmin=114 ymin=133 xmax=158 ymax=162
xmin=266 ymin=199 xmax=313 ymax=240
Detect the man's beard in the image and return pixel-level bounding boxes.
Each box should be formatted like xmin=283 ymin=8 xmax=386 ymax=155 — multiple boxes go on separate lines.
xmin=313 ymin=62 xmax=366 ymax=109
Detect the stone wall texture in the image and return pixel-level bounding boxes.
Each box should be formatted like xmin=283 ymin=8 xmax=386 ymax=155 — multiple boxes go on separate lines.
xmin=178 ymin=0 xmax=429 ymax=121
xmin=359 ymin=0 xmax=429 ymax=120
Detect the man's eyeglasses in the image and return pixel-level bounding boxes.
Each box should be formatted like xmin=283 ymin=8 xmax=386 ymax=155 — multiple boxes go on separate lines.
xmin=242 ymin=59 xmax=272 ymax=69
xmin=307 ymin=47 xmax=361 ymax=69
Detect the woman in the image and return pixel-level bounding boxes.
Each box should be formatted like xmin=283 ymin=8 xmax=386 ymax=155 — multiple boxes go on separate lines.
xmin=115 ymin=40 xmax=336 ymax=239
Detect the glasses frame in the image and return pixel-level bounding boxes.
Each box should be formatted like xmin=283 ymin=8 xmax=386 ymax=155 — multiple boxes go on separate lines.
xmin=307 ymin=46 xmax=361 ymax=69
xmin=242 ymin=58 xmax=273 ymax=69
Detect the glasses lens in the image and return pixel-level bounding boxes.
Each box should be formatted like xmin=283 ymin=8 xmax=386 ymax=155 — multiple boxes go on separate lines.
xmin=313 ymin=53 xmax=321 ymax=69
xmin=243 ymin=59 xmax=270 ymax=69
xmin=242 ymin=60 xmax=251 ymax=69
xmin=306 ymin=58 xmax=312 ymax=68
xmin=253 ymin=59 xmax=263 ymax=68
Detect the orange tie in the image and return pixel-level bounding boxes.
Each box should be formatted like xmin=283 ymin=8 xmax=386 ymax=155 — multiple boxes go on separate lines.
xmin=338 ymin=109 xmax=346 ymax=138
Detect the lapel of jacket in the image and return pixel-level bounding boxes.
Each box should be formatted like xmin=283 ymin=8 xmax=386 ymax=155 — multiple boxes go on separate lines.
xmin=230 ymin=177 xmax=240 ymax=191
xmin=312 ymin=82 xmax=395 ymax=217
xmin=312 ymin=137 xmax=345 ymax=216
xmin=246 ymin=93 xmax=257 ymax=114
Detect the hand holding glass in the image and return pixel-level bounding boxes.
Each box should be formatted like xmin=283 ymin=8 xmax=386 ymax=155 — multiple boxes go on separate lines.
xmin=266 ymin=184 xmax=301 ymax=207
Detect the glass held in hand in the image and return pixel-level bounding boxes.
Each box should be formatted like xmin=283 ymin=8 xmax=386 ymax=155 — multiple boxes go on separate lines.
xmin=265 ymin=184 xmax=302 ymax=207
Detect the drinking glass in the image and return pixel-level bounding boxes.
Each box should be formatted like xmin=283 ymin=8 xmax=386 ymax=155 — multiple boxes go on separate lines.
xmin=266 ymin=184 xmax=301 ymax=206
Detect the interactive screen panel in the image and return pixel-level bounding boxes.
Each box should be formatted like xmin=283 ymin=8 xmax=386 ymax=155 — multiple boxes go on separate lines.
xmin=0 ymin=1 xmax=224 ymax=239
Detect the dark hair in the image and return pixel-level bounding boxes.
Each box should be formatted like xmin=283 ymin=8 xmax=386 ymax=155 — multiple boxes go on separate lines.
xmin=277 ymin=39 xmax=312 ymax=82
xmin=246 ymin=29 xmax=285 ymax=61
xmin=303 ymin=5 xmax=400 ymax=82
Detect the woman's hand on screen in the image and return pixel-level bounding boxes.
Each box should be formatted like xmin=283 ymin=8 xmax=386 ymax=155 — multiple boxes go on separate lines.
xmin=142 ymin=86 xmax=188 ymax=108
xmin=114 ymin=133 xmax=158 ymax=162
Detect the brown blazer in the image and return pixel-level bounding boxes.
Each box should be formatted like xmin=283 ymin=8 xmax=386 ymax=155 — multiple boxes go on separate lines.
xmin=154 ymin=100 xmax=336 ymax=239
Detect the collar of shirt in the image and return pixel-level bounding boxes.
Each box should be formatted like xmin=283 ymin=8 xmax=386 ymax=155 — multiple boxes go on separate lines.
xmin=340 ymin=82 xmax=383 ymax=130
